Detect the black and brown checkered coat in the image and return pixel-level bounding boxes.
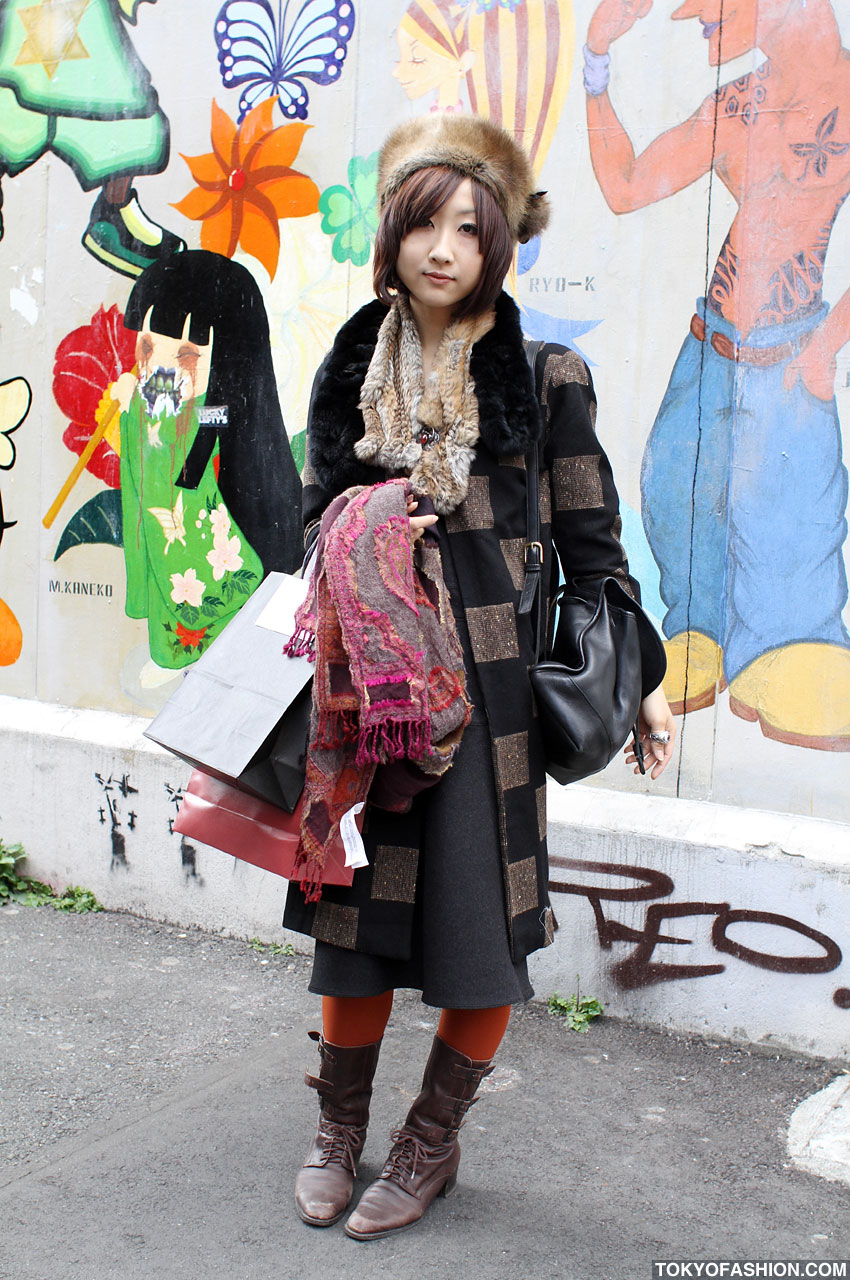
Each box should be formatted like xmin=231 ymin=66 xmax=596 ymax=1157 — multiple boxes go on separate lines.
xmin=283 ymin=292 xmax=638 ymax=963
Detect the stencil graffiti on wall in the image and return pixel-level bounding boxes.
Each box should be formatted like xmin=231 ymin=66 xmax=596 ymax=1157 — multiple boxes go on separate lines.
xmin=0 ymin=375 xmax=30 ymax=666
xmin=586 ymin=0 xmax=850 ymax=751
xmin=44 ymin=253 xmax=302 ymax=684
xmin=165 ymin=782 xmax=202 ymax=884
xmin=549 ymin=854 xmax=848 ymax=1008
xmin=94 ymin=769 xmax=138 ymax=869
xmin=0 ymin=0 xmax=184 ymax=276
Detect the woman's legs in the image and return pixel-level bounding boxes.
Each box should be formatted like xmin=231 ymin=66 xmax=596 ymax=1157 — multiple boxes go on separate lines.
xmin=295 ymin=994 xmax=392 ymax=1228
xmin=322 ymin=991 xmax=394 ymax=1046
xmin=438 ymin=1005 xmax=511 ymax=1060
xmin=344 ymin=1005 xmax=510 ymax=1241
xmin=298 ymin=997 xmax=512 ymax=1233
xmin=321 ymin=996 xmax=510 ymax=1055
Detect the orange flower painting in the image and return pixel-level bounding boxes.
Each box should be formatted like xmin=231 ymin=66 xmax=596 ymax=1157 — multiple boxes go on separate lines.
xmin=173 ymin=98 xmax=319 ymax=279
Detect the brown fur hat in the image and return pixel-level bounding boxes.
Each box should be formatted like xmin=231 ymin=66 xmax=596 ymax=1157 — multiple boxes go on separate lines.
xmin=377 ymin=114 xmax=550 ymax=244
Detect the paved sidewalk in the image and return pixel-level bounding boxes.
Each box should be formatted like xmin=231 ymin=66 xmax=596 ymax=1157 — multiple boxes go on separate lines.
xmin=1 ymin=907 xmax=849 ymax=1280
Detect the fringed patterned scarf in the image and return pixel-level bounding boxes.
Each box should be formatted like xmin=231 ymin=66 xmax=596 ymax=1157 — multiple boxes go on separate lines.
xmin=286 ymin=479 xmax=471 ymax=900
xmin=354 ymin=294 xmax=495 ymax=516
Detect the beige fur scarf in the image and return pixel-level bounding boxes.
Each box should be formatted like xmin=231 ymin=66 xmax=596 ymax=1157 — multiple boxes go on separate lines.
xmin=355 ymin=295 xmax=495 ymax=516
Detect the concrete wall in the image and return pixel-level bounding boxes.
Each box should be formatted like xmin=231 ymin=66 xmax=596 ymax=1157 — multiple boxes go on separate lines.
xmin=1 ymin=0 xmax=848 ymax=1055
xmin=2 ymin=692 xmax=847 ymax=1058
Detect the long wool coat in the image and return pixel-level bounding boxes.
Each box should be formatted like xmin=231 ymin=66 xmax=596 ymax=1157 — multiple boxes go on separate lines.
xmin=283 ymin=292 xmax=638 ymax=964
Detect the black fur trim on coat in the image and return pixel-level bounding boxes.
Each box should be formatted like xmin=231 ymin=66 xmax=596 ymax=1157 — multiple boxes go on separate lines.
xmin=308 ymin=293 xmax=541 ymax=495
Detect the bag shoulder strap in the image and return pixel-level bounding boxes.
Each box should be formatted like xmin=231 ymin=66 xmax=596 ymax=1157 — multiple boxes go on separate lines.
xmin=520 ymin=339 xmax=545 ymax=659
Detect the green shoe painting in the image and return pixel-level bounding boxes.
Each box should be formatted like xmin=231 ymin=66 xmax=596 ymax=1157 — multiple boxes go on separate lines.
xmin=82 ymin=189 xmax=185 ymax=277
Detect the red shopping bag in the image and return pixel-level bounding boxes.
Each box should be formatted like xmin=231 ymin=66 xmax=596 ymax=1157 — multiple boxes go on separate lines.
xmin=174 ymin=769 xmax=356 ymax=886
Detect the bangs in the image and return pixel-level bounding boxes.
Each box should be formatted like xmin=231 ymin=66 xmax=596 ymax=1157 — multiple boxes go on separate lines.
xmin=381 ymin=166 xmax=465 ymax=241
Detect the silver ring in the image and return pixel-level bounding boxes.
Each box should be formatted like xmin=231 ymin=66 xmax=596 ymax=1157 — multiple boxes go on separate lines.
xmin=649 ymin=731 xmax=671 ymax=744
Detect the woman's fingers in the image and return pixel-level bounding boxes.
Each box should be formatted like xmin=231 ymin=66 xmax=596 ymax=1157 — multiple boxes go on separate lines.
xmin=409 ymin=513 xmax=438 ymax=531
xmin=624 ymin=725 xmax=676 ymax=778
xmin=407 ymin=495 xmax=438 ymax=535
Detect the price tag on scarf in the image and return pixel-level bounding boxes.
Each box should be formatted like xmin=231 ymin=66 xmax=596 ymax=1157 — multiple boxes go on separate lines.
xmin=340 ymin=802 xmax=368 ymax=869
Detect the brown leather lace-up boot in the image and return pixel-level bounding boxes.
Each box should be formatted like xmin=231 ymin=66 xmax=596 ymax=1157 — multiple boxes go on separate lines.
xmin=344 ymin=1034 xmax=493 ymax=1241
xmin=295 ymin=1031 xmax=382 ymax=1228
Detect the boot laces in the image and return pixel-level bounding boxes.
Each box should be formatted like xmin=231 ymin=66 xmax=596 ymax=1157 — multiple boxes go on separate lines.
xmin=316 ymin=1118 xmax=359 ymax=1171
xmin=382 ymin=1126 xmax=448 ymax=1185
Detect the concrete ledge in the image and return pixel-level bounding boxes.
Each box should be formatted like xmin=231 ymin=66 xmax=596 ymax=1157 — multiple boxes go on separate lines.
xmin=788 ymin=1077 xmax=850 ymax=1185
xmin=2 ymin=694 xmax=849 ymax=1059
xmin=548 ymin=781 xmax=849 ymax=868
xmin=534 ymin=782 xmax=850 ymax=1059
xmin=0 ymin=694 xmax=290 ymax=942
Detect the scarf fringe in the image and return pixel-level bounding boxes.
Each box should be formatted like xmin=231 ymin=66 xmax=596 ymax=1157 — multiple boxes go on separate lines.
xmin=356 ymin=715 xmax=431 ymax=767
xmin=284 ymin=627 xmax=316 ymax=659
xmin=315 ymin=707 xmax=360 ymax=750
xmin=295 ymin=850 xmax=324 ymax=904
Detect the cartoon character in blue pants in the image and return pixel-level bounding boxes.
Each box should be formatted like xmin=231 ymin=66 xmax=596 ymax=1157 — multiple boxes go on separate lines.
xmin=586 ymin=0 xmax=850 ymax=749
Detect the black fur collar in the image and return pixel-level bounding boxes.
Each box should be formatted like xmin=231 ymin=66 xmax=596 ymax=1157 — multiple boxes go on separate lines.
xmin=309 ymin=292 xmax=541 ymax=496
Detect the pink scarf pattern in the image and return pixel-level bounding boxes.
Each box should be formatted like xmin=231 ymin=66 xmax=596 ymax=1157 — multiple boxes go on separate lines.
xmin=286 ymin=479 xmax=470 ymax=899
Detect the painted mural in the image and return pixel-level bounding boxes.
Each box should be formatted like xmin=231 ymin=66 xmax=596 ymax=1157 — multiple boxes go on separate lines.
xmin=47 ymin=251 xmax=303 ymax=682
xmin=0 ymin=375 xmax=29 ymax=666
xmin=0 ymin=0 xmax=848 ymax=828
xmin=0 ymin=0 xmax=183 ymax=277
xmin=586 ymin=0 xmax=850 ymax=752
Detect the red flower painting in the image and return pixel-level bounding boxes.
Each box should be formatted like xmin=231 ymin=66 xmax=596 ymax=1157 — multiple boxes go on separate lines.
xmin=175 ymin=622 xmax=209 ymax=650
xmin=53 ymin=306 xmax=136 ymax=489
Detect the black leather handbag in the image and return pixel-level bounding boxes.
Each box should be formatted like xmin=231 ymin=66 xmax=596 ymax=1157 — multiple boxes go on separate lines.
xmin=520 ymin=341 xmax=666 ymax=785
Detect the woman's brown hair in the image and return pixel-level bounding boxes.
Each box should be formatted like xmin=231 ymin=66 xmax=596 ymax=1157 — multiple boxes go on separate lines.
xmin=373 ymin=166 xmax=514 ymax=319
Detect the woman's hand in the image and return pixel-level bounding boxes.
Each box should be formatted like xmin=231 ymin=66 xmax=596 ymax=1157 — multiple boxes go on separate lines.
xmin=624 ymin=683 xmax=676 ymax=779
xmin=406 ymin=493 xmax=438 ymax=539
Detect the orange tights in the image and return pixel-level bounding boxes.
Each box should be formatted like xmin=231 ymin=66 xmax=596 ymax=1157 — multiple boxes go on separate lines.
xmin=322 ymin=992 xmax=510 ymax=1061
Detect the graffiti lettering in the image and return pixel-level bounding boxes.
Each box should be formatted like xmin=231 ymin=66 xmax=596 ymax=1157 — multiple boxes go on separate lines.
xmin=712 ymin=907 xmax=842 ymax=974
xmin=549 ymin=856 xmax=675 ymax=949
xmin=48 ymin=579 xmax=114 ymax=597
xmin=548 ymin=856 xmax=843 ymax=991
xmin=527 ymin=276 xmax=590 ymax=294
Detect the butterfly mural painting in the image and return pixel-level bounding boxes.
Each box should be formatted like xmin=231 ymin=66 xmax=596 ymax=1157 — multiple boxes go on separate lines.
xmin=214 ymin=0 xmax=356 ymax=122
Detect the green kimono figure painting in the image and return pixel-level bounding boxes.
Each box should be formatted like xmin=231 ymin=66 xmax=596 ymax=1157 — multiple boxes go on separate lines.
xmin=110 ymin=252 xmax=303 ymax=672
xmin=116 ymin=382 xmax=263 ymax=669
xmin=0 ymin=0 xmax=183 ymax=275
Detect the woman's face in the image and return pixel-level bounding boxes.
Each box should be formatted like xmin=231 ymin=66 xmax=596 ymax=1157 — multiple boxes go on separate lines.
xmin=135 ymin=308 xmax=213 ymax=415
xmin=395 ymin=177 xmax=484 ymax=318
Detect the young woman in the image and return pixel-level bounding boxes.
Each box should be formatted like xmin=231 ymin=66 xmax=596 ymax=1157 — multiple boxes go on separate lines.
xmin=285 ymin=114 xmax=676 ymax=1241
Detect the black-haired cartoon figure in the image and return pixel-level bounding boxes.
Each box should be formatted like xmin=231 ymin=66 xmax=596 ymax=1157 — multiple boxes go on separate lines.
xmin=0 ymin=0 xmax=184 ymax=276
xmin=107 ymin=250 xmax=303 ymax=668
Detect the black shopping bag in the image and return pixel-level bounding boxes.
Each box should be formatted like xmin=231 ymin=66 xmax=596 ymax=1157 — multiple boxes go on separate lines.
xmin=145 ymin=571 xmax=313 ymax=812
